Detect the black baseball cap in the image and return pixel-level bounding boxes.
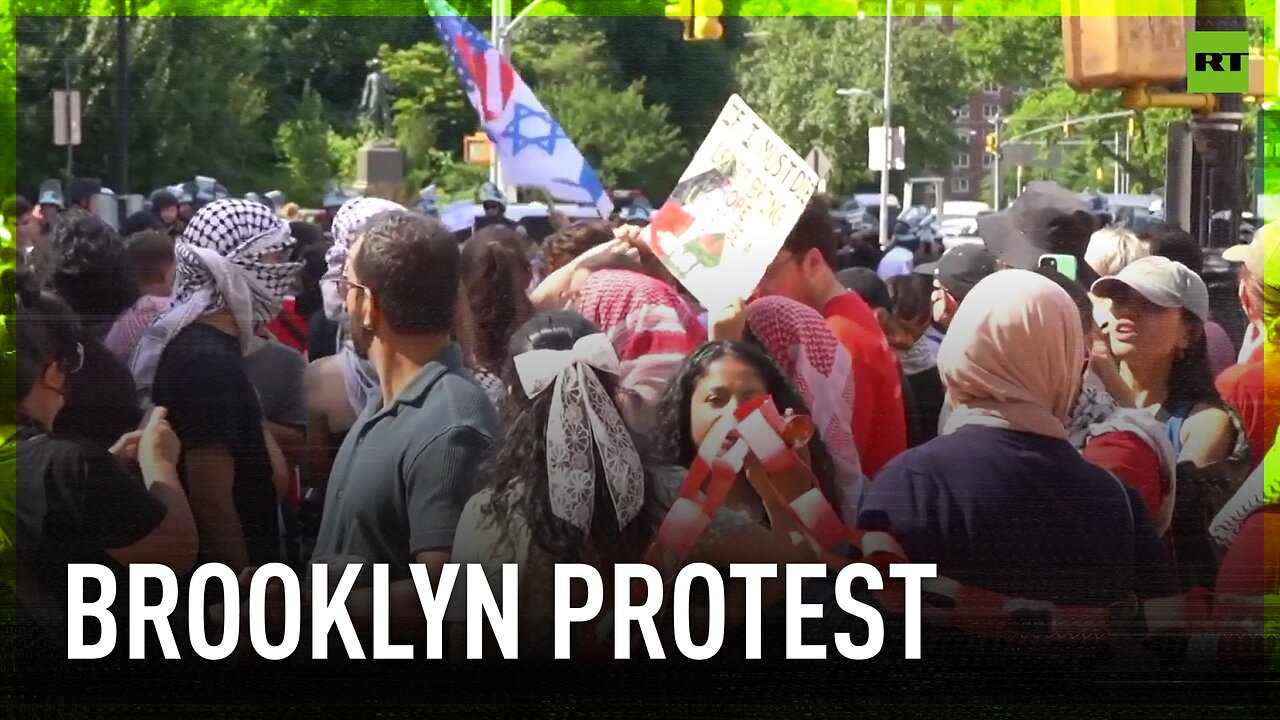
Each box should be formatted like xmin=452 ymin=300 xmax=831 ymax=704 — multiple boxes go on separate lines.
xmin=837 ymin=267 xmax=891 ymax=311
xmin=914 ymin=244 xmax=999 ymax=300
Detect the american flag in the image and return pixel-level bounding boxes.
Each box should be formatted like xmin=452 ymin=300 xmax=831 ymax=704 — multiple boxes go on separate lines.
xmin=427 ymin=0 xmax=613 ymax=218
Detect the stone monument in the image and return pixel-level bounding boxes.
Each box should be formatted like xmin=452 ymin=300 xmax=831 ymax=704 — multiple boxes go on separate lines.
xmin=355 ymin=58 xmax=405 ymax=199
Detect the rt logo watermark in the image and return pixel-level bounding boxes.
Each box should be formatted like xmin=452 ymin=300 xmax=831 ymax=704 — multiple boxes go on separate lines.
xmin=1187 ymin=31 xmax=1250 ymax=93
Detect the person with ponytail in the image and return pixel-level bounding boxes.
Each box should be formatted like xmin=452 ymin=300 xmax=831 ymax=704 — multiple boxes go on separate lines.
xmin=459 ymin=226 xmax=535 ymax=406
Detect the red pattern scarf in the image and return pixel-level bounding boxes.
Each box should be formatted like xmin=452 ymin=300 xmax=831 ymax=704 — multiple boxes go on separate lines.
xmin=746 ymin=295 xmax=865 ymax=519
xmin=574 ymin=269 xmax=707 ymax=402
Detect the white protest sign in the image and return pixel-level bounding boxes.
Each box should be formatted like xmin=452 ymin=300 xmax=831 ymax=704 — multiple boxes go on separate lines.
xmin=644 ymin=95 xmax=820 ymax=311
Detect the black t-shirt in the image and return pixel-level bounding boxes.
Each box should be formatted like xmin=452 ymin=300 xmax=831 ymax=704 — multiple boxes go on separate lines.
xmin=16 ymin=424 xmax=166 ymax=657
xmin=902 ymin=367 xmax=946 ymax=448
xmin=152 ymin=323 xmax=280 ymax=566
xmin=54 ymin=335 xmax=143 ymax=451
xmin=307 ymin=309 xmax=339 ymax=361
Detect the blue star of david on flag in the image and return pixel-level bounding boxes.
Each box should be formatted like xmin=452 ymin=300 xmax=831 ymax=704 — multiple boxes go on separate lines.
xmin=426 ymin=0 xmax=614 ymax=219
xmin=500 ymin=104 xmax=569 ymax=155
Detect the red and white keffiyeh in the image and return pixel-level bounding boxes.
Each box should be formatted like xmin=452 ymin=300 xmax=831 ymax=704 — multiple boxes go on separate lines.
xmin=746 ymin=295 xmax=864 ymax=519
xmin=574 ymin=269 xmax=707 ymax=403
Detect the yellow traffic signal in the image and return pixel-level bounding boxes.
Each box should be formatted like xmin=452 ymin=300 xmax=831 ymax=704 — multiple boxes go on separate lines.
xmin=985 ymin=132 xmax=997 ymax=155
xmin=694 ymin=0 xmax=724 ymax=40
xmin=1127 ymin=116 xmax=1136 ymax=136
xmin=1062 ymin=122 xmax=1070 ymax=138
xmin=665 ymin=0 xmax=694 ymax=40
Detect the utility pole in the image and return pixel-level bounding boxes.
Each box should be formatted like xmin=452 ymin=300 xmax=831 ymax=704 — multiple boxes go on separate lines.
xmin=489 ymin=0 xmax=507 ymax=192
xmin=1112 ymin=130 xmax=1121 ymax=194
xmin=991 ymin=115 xmax=1002 ymax=209
xmin=115 ymin=5 xmax=130 ymax=194
xmin=1187 ymin=1 xmax=1246 ymax=247
xmin=64 ymin=57 xmax=73 ymax=181
xmin=878 ymin=2 xmax=894 ymax=249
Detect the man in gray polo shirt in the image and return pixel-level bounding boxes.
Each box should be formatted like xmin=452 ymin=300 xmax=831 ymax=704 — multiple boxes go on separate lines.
xmin=311 ymin=210 xmax=497 ymax=644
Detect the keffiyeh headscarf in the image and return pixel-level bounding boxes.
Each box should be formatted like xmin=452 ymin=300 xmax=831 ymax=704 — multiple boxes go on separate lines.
xmin=746 ymin=296 xmax=865 ymax=519
xmin=323 ymin=197 xmax=405 ymax=322
xmin=321 ymin=196 xmax=405 ymax=414
xmin=573 ymin=269 xmax=706 ymax=404
xmin=130 ymin=199 xmax=300 ymax=405
xmin=514 ymin=333 xmax=645 ymax=534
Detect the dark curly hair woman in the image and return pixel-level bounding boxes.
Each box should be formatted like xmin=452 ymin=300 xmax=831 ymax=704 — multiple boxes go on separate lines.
xmin=446 ymin=310 xmax=662 ymax=658
xmin=39 ymin=208 xmax=140 ymax=338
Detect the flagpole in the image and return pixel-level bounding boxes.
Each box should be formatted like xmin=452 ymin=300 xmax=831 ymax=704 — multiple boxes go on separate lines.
xmin=490 ymin=0 xmax=507 ymax=192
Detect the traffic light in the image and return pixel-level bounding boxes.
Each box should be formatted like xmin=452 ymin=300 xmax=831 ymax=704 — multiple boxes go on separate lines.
xmin=693 ymin=0 xmax=724 ymax=40
xmin=985 ymin=132 xmax=997 ymax=155
xmin=1062 ymin=122 xmax=1070 ymax=138
xmin=665 ymin=0 xmax=693 ymax=40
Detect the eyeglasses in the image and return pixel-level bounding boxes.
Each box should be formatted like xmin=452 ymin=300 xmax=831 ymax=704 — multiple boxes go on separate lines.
xmin=325 ymin=276 xmax=370 ymax=298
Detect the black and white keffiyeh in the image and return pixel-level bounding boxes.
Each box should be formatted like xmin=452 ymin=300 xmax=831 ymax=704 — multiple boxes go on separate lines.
xmin=322 ymin=196 xmax=405 ymax=321
xmin=130 ymin=199 xmax=300 ymax=405
xmin=319 ymin=196 xmax=406 ymax=414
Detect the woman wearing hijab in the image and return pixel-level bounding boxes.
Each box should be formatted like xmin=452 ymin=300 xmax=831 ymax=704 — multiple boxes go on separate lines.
xmin=573 ymin=267 xmax=707 ymax=414
xmin=717 ymin=295 xmax=866 ymax=520
xmin=858 ymin=271 xmax=1176 ymax=605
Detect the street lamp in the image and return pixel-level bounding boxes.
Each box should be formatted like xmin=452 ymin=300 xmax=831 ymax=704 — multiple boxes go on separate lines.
xmin=878 ymin=7 xmax=893 ymax=250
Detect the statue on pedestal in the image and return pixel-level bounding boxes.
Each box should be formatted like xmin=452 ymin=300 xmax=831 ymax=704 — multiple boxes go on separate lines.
xmin=360 ymin=58 xmax=394 ymax=139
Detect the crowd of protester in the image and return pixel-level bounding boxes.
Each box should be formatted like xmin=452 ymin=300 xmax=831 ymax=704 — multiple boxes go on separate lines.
xmin=5 ymin=179 xmax=1276 ymax=664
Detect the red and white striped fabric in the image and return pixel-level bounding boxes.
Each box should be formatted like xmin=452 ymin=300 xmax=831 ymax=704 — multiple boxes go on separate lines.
xmin=574 ymin=269 xmax=707 ymax=403
xmin=746 ymin=295 xmax=864 ymax=519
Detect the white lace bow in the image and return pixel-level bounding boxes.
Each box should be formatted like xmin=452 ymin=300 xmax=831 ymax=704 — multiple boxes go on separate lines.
xmin=514 ymin=333 xmax=645 ymax=535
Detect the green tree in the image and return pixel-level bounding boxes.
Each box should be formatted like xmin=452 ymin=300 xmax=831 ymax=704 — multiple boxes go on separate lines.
xmin=953 ymin=16 xmax=1060 ymax=91
xmin=275 ymin=81 xmax=347 ymax=207
xmin=737 ymin=16 xmax=969 ymax=194
xmin=1001 ymin=57 xmax=1183 ymax=196
xmin=378 ymin=40 xmax=478 ymax=187
xmin=15 ymin=15 xmax=276 ymax=195
xmin=512 ymin=21 xmax=689 ymax=195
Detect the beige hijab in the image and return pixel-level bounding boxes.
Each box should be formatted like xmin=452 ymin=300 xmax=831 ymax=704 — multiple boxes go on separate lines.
xmin=938 ymin=270 xmax=1084 ymax=440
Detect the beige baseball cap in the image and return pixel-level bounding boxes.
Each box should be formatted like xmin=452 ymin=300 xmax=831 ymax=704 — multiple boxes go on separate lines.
xmin=1090 ymin=255 xmax=1210 ymax=323
xmin=1223 ymin=221 xmax=1280 ymax=287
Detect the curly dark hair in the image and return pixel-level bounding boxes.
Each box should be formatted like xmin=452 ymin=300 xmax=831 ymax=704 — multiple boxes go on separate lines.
xmin=649 ymin=340 xmax=839 ymax=507
xmin=478 ymin=311 xmax=660 ymax=565
xmin=461 ymin=227 xmax=535 ymax=373
xmin=542 ymin=221 xmax=613 ymax=275
xmin=41 ymin=208 xmax=139 ymax=326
